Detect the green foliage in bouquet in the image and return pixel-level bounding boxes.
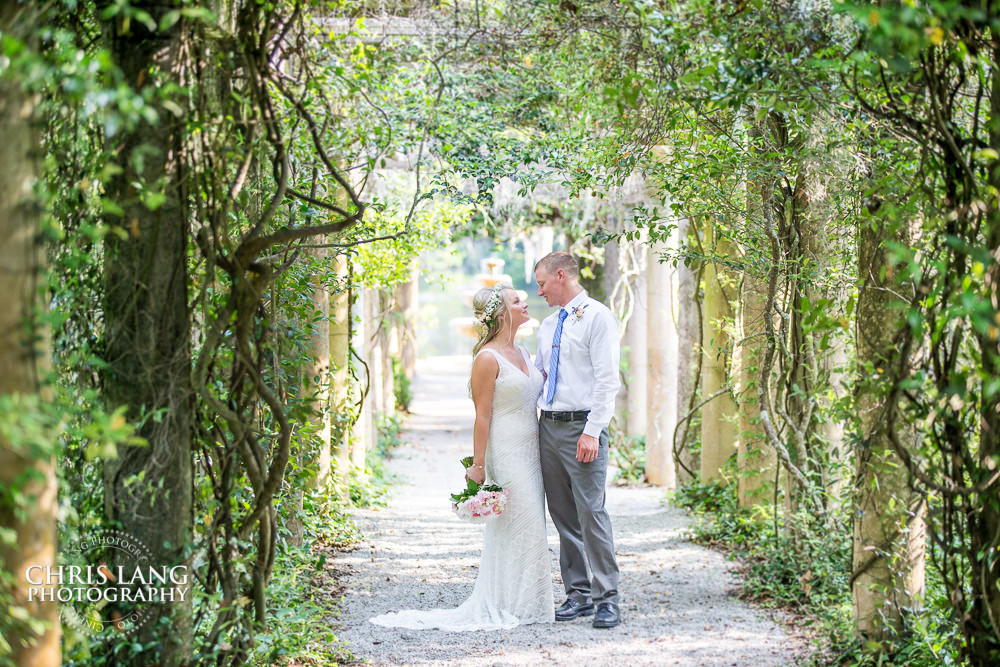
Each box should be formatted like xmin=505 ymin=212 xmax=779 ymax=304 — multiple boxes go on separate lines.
xmin=450 ymin=456 xmax=504 ymax=504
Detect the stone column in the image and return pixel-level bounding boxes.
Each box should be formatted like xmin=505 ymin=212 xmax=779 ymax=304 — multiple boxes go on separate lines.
xmin=395 ymin=261 xmax=419 ymax=381
xmin=602 ymin=238 xmax=628 ymax=426
xmin=0 ymin=60 xmax=60 ymax=665
xmin=700 ymin=225 xmax=740 ymax=483
xmin=350 ymin=284 xmax=369 ymax=476
xmin=736 ymin=270 xmax=776 ymax=506
xmin=535 ymin=226 xmax=555 ymax=260
xmin=360 ymin=285 xmax=382 ymax=471
xmin=330 ymin=254 xmax=351 ymax=484
xmin=380 ymin=288 xmax=395 ymax=418
xmin=852 ymin=218 xmax=926 ymax=639
xmin=646 ymin=240 xmax=677 ymax=489
xmin=673 ymin=217 xmax=698 ymax=485
xmin=306 ymin=248 xmax=331 ymax=488
xmin=625 ymin=239 xmax=648 ymax=440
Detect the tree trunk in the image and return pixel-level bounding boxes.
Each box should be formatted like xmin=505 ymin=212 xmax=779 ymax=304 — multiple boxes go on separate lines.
xmin=852 ymin=220 xmax=926 ymax=640
xmin=646 ymin=241 xmax=677 ymax=489
xmin=700 ymin=223 xmax=739 ymax=484
xmin=0 ymin=22 xmax=60 ymax=663
xmin=101 ymin=7 xmax=193 ymax=662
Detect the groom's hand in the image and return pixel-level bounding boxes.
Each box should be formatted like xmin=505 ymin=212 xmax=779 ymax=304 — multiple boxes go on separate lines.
xmin=576 ymin=434 xmax=599 ymax=463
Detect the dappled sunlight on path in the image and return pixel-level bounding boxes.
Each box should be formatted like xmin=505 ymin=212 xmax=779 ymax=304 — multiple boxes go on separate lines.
xmin=333 ymin=356 xmax=809 ymax=665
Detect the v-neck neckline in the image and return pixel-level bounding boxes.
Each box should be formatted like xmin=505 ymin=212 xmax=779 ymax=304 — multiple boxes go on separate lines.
xmin=487 ymin=347 xmax=530 ymax=378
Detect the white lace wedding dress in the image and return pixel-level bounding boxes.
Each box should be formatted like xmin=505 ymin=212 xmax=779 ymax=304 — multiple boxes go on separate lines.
xmin=370 ymin=346 xmax=554 ymax=631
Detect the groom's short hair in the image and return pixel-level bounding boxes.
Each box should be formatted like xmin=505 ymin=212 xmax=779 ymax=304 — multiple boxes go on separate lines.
xmin=535 ymin=251 xmax=579 ymax=279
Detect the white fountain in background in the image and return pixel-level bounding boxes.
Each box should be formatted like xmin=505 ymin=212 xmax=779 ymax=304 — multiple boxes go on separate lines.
xmin=449 ymin=258 xmax=539 ymax=340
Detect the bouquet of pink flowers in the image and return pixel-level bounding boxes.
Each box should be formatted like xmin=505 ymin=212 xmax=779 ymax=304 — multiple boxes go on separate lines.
xmin=450 ymin=456 xmax=508 ymax=522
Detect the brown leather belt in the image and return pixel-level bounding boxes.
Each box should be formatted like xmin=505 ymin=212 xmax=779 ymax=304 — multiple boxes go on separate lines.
xmin=540 ymin=410 xmax=590 ymax=422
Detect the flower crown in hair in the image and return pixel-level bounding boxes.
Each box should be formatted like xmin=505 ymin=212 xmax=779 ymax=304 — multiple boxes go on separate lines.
xmin=479 ymin=285 xmax=505 ymax=325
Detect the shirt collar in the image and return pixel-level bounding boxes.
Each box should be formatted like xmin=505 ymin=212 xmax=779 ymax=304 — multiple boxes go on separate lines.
xmin=563 ymin=290 xmax=588 ymax=313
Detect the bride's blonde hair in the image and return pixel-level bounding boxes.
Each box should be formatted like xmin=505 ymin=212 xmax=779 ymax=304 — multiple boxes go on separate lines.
xmin=472 ymin=284 xmax=514 ymax=357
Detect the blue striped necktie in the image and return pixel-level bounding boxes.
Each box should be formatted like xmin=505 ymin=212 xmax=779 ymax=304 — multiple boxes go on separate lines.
xmin=546 ymin=308 xmax=569 ymax=404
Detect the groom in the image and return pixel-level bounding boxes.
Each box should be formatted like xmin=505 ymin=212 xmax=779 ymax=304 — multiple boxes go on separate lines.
xmin=533 ymin=251 xmax=621 ymax=629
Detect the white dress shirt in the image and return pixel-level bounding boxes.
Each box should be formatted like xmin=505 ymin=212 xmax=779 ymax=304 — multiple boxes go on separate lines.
xmin=534 ymin=290 xmax=621 ymax=438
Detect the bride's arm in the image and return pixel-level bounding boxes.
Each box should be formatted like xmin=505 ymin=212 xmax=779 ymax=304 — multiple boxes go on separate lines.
xmin=468 ymin=354 xmax=498 ymax=484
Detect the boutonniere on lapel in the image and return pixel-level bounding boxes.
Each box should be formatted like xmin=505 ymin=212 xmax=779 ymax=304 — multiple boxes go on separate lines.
xmin=570 ymin=304 xmax=589 ymax=324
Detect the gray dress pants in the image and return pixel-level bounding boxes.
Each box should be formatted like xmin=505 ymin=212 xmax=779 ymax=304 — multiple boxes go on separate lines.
xmin=539 ymin=418 xmax=620 ymax=604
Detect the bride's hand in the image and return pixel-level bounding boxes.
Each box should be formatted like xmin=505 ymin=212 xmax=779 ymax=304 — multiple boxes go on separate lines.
xmin=466 ymin=464 xmax=486 ymax=485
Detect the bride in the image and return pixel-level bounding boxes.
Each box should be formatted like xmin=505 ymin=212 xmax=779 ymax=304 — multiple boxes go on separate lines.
xmin=370 ymin=283 xmax=554 ymax=631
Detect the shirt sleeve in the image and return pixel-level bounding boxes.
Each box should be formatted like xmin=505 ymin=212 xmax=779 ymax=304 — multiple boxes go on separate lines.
xmin=583 ymin=307 xmax=621 ymax=438
xmin=534 ymin=322 xmax=547 ymax=376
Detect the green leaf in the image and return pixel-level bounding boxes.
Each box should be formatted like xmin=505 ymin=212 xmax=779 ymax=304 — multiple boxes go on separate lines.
xmin=133 ymin=9 xmax=157 ymax=32
xmin=141 ymin=190 xmax=167 ymax=211
xmin=100 ymin=198 xmax=125 ymax=217
xmin=159 ymin=10 xmax=181 ymax=32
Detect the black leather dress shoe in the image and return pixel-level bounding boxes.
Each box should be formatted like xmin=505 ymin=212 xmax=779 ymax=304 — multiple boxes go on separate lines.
xmin=554 ymin=598 xmax=595 ymax=621
xmin=592 ymin=602 xmax=620 ymax=628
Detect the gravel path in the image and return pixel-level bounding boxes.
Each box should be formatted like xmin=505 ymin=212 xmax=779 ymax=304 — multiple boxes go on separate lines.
xmin=333 ymin=357 xmax=809 ymax=666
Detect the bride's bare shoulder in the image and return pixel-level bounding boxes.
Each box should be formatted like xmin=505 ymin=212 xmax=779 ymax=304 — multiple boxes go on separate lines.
xmin=472 ymin=349 xmax=500 ymax=374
